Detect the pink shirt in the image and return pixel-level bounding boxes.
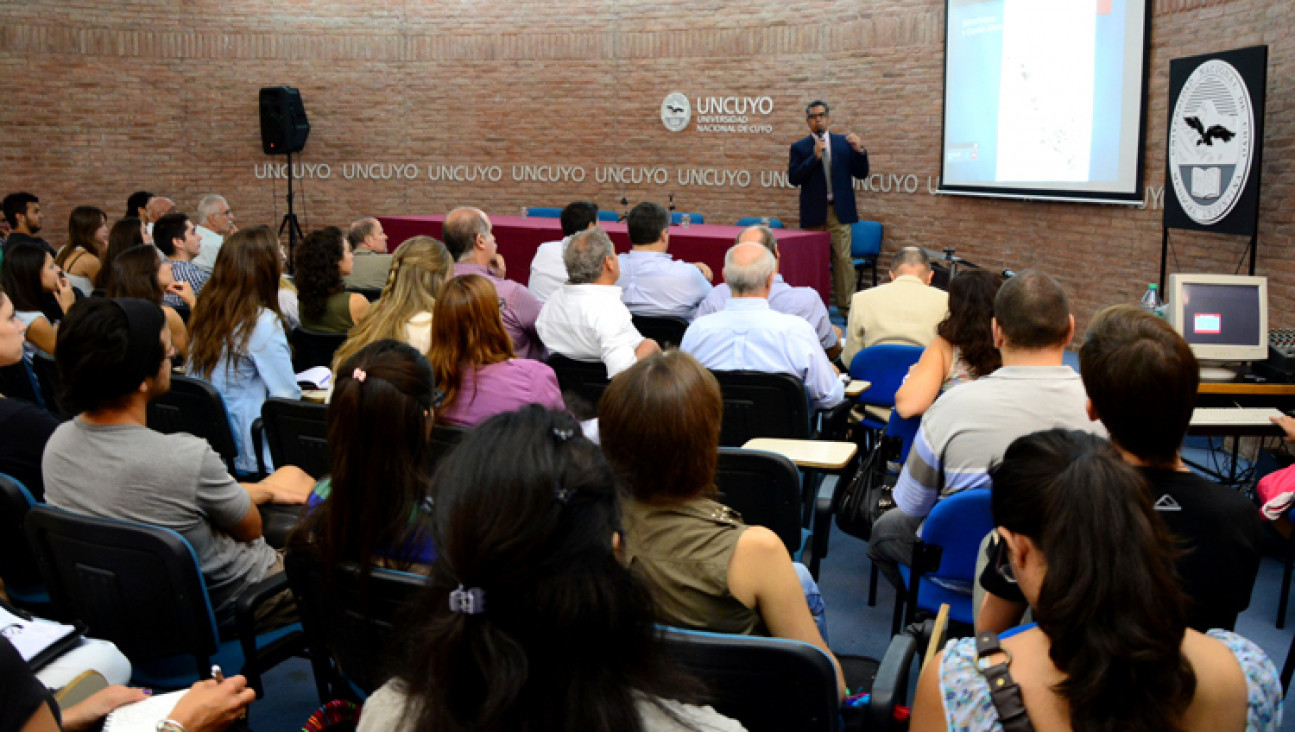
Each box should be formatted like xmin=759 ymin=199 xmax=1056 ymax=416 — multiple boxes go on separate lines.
xmin=437 ymin=358 xmax=565 ymax=427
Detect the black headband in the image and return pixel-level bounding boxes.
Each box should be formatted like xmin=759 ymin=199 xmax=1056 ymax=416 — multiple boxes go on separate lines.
xmin=109 ymin=298 xmax=167 ymax=390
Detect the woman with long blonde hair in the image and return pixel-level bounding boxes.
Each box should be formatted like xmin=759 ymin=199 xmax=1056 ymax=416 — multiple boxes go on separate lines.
xmin=331 ymin=236 xmax=453 ymax=372
xmin=187 ymin=225 xmax=300 ymax=475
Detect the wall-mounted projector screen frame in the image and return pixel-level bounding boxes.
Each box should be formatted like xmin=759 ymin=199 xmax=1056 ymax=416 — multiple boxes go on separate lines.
xmin=937 ymin=0 xmax=1153 ymax=205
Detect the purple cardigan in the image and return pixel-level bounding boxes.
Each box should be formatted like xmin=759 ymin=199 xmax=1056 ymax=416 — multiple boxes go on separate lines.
xmin=437 ymin=358 xmax=565 ymax=426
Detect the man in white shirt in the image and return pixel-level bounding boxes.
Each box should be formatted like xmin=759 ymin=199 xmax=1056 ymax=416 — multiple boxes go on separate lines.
xmin=537 ymin=228 xmax=661 ymax=378
xmin=191 ymin=194 xmax=237 ymax=273
xmin=617 ymin=202 xmax=713 ymax=320
xmin=841 ymin=246 xmax=949 ymax=367
xmin=696 ymin=225 xmax=842 ymax=360
xmin=528 ymin=201 xmax=599 ymax=303
xmin=682 ymin=241 xmax=844 ymax=411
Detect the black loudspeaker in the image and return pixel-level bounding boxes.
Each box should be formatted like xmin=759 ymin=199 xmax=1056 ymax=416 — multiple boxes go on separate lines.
xmin=259 ymin=86 xmax=310 ymax=155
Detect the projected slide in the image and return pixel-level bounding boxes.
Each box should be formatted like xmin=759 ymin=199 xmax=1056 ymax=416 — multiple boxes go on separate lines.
xmin=940 ymin=0 xmax=1150 ymax=202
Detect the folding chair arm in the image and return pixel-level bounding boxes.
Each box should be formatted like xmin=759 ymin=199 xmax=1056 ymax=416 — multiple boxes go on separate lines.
xmin=869 ymin=632 xmax=918 ymax=730
xmin=815 ymin=400 xmax=854 ymax=441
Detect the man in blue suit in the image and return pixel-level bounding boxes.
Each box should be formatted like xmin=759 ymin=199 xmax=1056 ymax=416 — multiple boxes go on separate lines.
xmin=788 ymin=100 xmax=870 ymax=317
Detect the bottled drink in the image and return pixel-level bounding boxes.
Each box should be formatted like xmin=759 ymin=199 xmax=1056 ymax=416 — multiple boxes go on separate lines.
xmin=1139 ymin=283 xmax=1164 ymax=317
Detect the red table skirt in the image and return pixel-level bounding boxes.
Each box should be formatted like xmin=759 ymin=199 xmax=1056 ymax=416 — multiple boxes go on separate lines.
xmin=378 ymin=215 xmax=831 ymax=305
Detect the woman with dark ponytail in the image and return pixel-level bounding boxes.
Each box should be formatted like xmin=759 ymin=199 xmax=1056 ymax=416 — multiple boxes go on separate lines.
xmin=911 ymin=429 xmax=1280 ymax=731
xmin=357 ymin=406 xmax=744 ymax=732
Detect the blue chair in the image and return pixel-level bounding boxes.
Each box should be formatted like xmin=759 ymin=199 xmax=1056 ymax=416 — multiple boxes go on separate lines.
xmin=895 ymin=487 xmax=994 ymax=632
xmin=671 ymin=211 xmax=705 ymax=225
xmin=596 ymin=209 xmax=620 ymax=222
xmin=0 ymin=474 xmax=49 ymax=611
xmin=851 ymin=220 xmax=883 ymax=289
xmin=886 ymin=408 xmax=922 ymax=464
xmin=735 ymin=217 xmax=785 ymax=229
xmin=524 ymin=206 xmax=562 ymax=218
xmin=848 ymin=344 xmax=924 ymax=438
xmin=25 ymin=505 xmax=303 ymax=694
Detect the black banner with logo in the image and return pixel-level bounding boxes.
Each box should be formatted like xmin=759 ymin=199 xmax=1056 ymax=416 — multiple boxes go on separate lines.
xmin=1163 ymin=45 xmax=1267 ymax=236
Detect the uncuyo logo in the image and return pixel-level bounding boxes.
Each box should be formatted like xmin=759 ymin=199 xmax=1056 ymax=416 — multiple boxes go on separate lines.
xmin=1168 ymin=59 xmax=1255 ymax=226
xmin=661 ymin=92 xmax=692 ymax=132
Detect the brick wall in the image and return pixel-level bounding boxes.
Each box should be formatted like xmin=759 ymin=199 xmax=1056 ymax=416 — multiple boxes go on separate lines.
xmin=1 ymin=0 xmax=1291 ymax=331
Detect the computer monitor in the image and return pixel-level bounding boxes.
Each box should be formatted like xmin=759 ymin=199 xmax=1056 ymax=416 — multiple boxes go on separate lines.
xmin=1165 ymin=273 xmax=1268 ymax=381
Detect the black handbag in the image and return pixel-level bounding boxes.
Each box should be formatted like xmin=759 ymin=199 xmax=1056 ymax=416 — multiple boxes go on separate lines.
xmin=835 ymin=433 xmax=903 ymax=541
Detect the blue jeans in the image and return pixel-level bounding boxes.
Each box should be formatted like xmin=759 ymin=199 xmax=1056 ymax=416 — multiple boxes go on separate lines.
xmin=793 ymin=561 xmax=829 ymax=643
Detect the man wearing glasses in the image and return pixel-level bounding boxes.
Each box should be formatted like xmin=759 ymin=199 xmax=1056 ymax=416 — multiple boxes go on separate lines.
xmin=192 ymin=194 xmax=238 ymax=273
xmin=787 ymin=100 xmax=870 ymax=319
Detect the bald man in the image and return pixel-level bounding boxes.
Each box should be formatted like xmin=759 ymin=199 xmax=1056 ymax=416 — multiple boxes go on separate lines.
xmin=682 ymin=241 xmax=844 ymax=410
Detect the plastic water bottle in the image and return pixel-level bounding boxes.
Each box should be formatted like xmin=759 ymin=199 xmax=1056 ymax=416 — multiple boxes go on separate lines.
xmin=1139 ymin=283 xmax=1164 ymax=317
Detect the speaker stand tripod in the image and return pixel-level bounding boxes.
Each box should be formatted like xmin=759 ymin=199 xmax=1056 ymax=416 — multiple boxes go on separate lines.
xmin=278 ymin=151 xmax=304 ymax=272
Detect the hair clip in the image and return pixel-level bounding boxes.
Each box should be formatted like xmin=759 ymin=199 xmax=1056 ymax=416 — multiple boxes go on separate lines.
xmin=352 ymin=368 xmax=367 ymax=383
xmin=552 ymin=427 xmax=575 ymax=443
xmin=449 ymin=585 xmax=486 ymax=615
xmin=555 ymin=486 xmax=575 ymax=504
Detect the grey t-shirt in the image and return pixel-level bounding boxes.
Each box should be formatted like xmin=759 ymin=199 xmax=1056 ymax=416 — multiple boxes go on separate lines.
xmin=42 ymin=419 xmax=277 ymax=625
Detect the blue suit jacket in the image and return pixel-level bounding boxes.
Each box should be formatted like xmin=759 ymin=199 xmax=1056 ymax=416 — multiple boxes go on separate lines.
xmin=787 ymin=133 xmax=870 ymax=228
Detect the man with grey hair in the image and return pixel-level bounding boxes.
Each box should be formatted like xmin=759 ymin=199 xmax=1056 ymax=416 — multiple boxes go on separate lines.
xmin=842 ymin=245 xmax=949 ymax=366
xmin=344 ymin=217 xmax=393 ymax=291
xmin=536 ymin=228 xmax=660 ymax=378
xmin=443 ymin=207 xmax=545 ymax=359
xmin=682 ymin=241 xmax=844 ymax=410
xmin=697 ymin=225 xmax=842 ymax=360
xmin=191 ymin=194 xmax=237 ymax=272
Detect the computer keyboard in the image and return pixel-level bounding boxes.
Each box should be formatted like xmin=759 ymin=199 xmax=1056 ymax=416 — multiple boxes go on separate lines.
xmin=1190 ymin=407 xmax=1286 ymax=427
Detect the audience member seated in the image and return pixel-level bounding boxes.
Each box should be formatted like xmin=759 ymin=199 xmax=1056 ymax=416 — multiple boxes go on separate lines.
xmin=527 ymin=200 xmax=600 ymax=303
xmin=682 ymin=240 xmax=844 ymax=411
xmin=696 ymin=225 xmax=842 ymax=360
xmin=600 ymin=350 xmax=845 ymax=698
xmin=187 ymin=226 xmax=302 ymax=475
xmin=443 ymin=207 xmax=545 ymax=359
xmin=0 ymin=243 xmax=76 ymax=358
xmin=617 ymin=201 xmax=713 ymax=320
xmin=978 ymin=305 xmax=1263 ymax=635
xmin=53 ymin=206 xmax=108 ymax=296
xmin=92 ymin=217 xmax=146 ymax=291
xmin=0 ymin=635 xmax=255 ymax=732
xmin=343 ymin=217 xmax=393 ymax=291
xmin=357 ymin=405 xmax=745 ymax=732
xmin=0 ymin=285 xmax=59 ymax=498
xmin=332 ymin=235 xmax=453 ymax=371
xmin=191 ymin=195 xmax=236 ymax=273
xmin=842 ymin=246 xmax=949 ymax=367
xmin=43 ymin=297 xmax=313 ymax=631
xmin=910 ymin=430 xmax=1281 ymax=731
xmin=894 ymin=269 xmax=1002 ymax=419
xmin=125 ymin=190 xmax=153 ymax=223
xmin=105 ymin=245 xmax=194 ymax=357
xmin=1 ymin=192 xmax=54 ymax=257
xmin=143 ymin=195 xmax=176 ymax=235
xmin=869 ymin=271 xmax=1101 ymax=592
xmin=295 ymin=340 xmax=437 ymax=570
xmin=153 ymin=212 xmax=210 ymax=309
xmin=295 ymin=226 xmax=368 ymax=334
xmin=428 ymin=274 xmax=564 ymax=427
xmin=536 ymin=228 xmax=660 ymax=378
xmin=275 ymin=241 xmax=300 ymax=330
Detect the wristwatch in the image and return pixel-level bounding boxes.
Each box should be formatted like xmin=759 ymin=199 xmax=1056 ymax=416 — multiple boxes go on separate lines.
xmin=157 ymin=720 xmax=187 ymax=732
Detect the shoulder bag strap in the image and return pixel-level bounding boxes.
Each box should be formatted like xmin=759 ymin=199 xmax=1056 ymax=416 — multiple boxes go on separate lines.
xmin=974 ymin=631 xmax=1035 ymax=732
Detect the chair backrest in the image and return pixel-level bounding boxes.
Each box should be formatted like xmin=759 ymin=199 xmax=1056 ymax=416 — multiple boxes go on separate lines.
xmin=660 ymin=627 xmax=840 ymax=732
xmin=921 ymin=487 xmax=994 ymax=585
xmin=25 ymin=505 xmax=220 ymax=673
xmin=261 ymin=398 xmax=331 ymax=479
xmin=735 ymin=217 xmax=784 ymax=229
xmin=30 ymin=351 xmax=65 ymax=417
xmin=147 ymin=374 xmax=240 ymax=474
xmin=0 ymin=473 xmax=46 ymax=603
xmin=850 ymin=220 xmax=883 ymax=259
xmin=544 ymin=354 xmax=610 ymax=412
xmin=290 ymin=327 xmax=348 ymax=373
xmin=884 ymin=409 xmax=922 ymax=464
xmin=596 ymin=210 xmax=621 ymax=222
xmin=710 ymin=370 xmax=811 ymax=447
xmin=284 ymin=550 xmax=430 ymax=697
xmin=848 ymin=344 xmax=924 ymax=410
xmin=671 ymin=212 xmax=705 ymax=225
xmin=714 ymin=448 xmax=802 ymax=556
xmin=525 ymin=206 xmax=563 ymax=218
xmin=630 ymin=314 xmax=689 ymax=348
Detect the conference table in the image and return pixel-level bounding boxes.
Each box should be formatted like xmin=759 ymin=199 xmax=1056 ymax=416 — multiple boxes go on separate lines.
xmin=379 ymin=215 xmax=832 ymax=304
